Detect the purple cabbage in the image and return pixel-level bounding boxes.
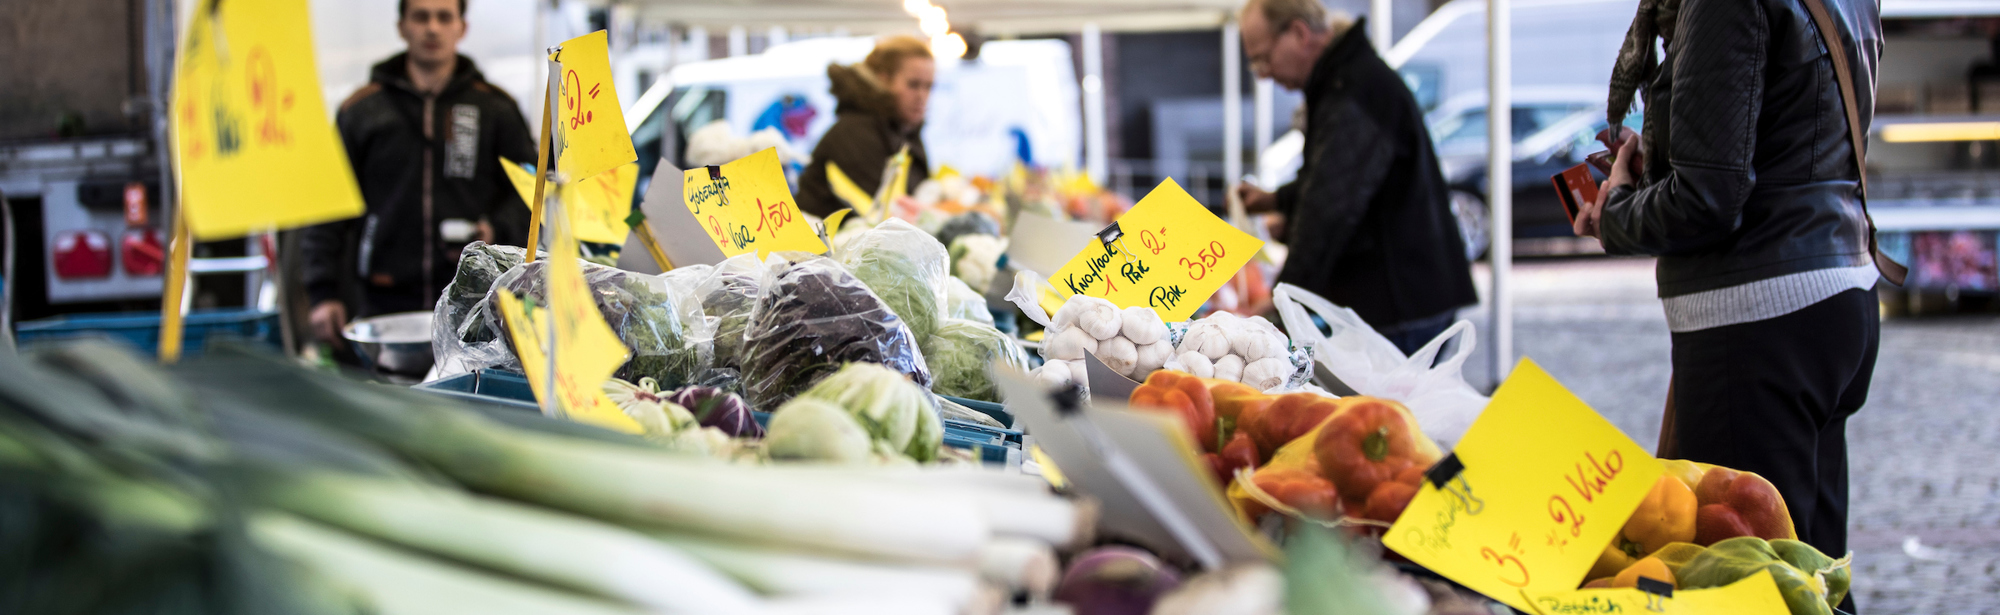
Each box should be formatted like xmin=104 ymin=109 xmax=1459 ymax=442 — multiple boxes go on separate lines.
xmin=1054 ymin=546 xmax=1182 ymax=615
xmin=668 ymin=386 xmax=762 ymax=439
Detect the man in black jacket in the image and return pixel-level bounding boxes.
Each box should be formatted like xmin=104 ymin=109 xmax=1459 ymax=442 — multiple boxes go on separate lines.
xmin=302 ymin=0 xmax=536 ymax=350
xmin=1233 ymin=0 xmax=1477 ymax=354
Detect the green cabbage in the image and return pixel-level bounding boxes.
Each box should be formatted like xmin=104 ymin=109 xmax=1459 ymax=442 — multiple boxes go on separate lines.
xmin=921 ymin=319 xmax=1028 ymax=403
xmin=793 ymin=363 xmax=943 ymax=463
xmin=837 ymin=219 xmax=949 ymax=341
xmin=764 ymin=398 xmax=873 ymax=463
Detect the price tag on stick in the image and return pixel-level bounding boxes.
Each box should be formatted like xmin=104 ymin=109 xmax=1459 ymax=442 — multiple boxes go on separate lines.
xmin=551 ymin=31 xmax=637 ymax=184
xmin=501 ymin=158 xmax=636 ymax=245
xmin=1382 ymin=359 xmax=1664 ymax=611
xmin=495 ymin=200 xmax=642 ymax=434
xmin=171 ymin=0 xmax=363 ymax=240
xmin=1045 ymin=179 xmax=1263 ymax=321
xmin=681 ymin=148 xmax=827 ymax=258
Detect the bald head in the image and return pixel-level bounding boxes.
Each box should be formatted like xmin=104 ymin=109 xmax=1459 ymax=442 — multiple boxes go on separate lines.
xmin=1240 ymin=0 xmax=1343 ymax=89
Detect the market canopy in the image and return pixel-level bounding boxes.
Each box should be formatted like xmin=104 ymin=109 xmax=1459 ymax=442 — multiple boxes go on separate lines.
xmin=616 ymin=0 xmax=1242 ymax=36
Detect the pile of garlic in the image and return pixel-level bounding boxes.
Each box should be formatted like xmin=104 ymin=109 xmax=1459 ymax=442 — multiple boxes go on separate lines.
xmin=1164 ymin=312 xmax=1298 ymax=392
xmin=1033 ymin=296 xmax=1175 ymax=387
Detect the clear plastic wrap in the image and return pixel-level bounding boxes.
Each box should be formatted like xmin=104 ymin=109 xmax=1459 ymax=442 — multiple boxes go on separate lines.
xmin=922 ymin=318 xmax=1030 ymax=403
xmin=835 ymin=218 xmax=950 ymax=341
xmin=470 ymin=257 xmax=715 ymax=388
xmin=943 ymin=275 xmax=994 ymax=326
xmin=432 ymin=242 xmax=531 ymax=377
xmin=693 ymin=253 xmax=771 ymax=376
xmin=739 ymin=253 xmax=932 ymax=412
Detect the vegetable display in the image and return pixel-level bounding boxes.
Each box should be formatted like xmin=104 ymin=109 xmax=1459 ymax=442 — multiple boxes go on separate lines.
xmin=837 ymin=218 xmax=952 ymax=341
xmin=1676 ymin=537 xmax=1850 ymax=615
xmin=664 ymin=385 xmax=762 ymax=439
xmin=921 ymin=318 xmax=1030 ymax=403
xmin=0 ymin=340 xmax=1086 ymax=615
xmin=738 ymin=254 xmax=931 ymax=412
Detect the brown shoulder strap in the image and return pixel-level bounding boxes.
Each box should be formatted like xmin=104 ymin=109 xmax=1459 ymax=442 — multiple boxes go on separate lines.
xmin=1799 ymin=0 xmax=1909 ymax=285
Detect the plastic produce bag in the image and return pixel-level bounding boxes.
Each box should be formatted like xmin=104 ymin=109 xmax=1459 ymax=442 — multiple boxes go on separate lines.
xmin=739 ymin=253 xmax=931 ymax=412
xmin=922 ymin=318 xmax=1030 ymax=403
xmin=943 ymin=276 xmax=994 ymax=326
xmin=693 ymin=253 xmax=773 ymax=376
xmin=1272 ymin=283 xmax=1486 ymax=446
xmin=478 ymin=257 xmax=715 ymax=389
xmin=432 ymin=242 xmax=531 ymax=378
xmin=835 ymin=218 xmax=951 ymax=341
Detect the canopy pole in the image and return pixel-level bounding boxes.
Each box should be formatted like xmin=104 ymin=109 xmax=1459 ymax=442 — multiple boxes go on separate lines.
xmin=1487 ymin=0 xmax=1513 ymax=385
xmin=1371 ymin=0 xmax=1393 ymax=53
xmin=1082 ymin=23 xmax=1110 ymax=186
xmin=728 ymin=26 xmax=748 ymax=57
xmin=1253 ymin=79 xmax=1272 ymax=180
xmin=1222 ymin=20 xmax=1242 ymax=203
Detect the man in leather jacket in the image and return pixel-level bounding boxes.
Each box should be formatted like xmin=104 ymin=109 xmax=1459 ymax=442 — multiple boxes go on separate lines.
xmin=1574 ymin=0 xmax=1884 ymax=584
xmin=1233 ymin=0 xmax=1478 ymax=354
xmin=301 ymin=0 xmax=535 ymax=353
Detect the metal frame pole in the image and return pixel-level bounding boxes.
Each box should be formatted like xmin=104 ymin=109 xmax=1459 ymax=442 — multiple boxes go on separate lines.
xmin=1082 ymin=23 xmax=1110 ymax=186
xmin=1487 ymin=0 xmax=1513 ymax=384
xmin=1371 ymin=0 xmax=1393 ymax=53
xmin=1222 ymin=21 xmax=1242 ymax=204
xmin=1253 ymin=78 xmax=1272 ymax=176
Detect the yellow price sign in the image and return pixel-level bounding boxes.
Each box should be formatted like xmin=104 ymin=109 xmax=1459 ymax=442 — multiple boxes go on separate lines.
xmin=682 ymin=147 xmax=827 ymax=258
xmin=1522 ymin=570 xmax=1792 ymax=615
xmin=552 ymin=31 xmax=635 ymax=184
xmin=1046 ymin=179 xmax=1263 ymax=321
xmin=172 ymin=0 xmax=363 ymax=239
xmin=501 ymin=158 xmax=636 ymax=244
xmin=493 ymin=204 xmax=640 ymax=434
xmin=1383 ymin=359 xmax=1664 ymax=611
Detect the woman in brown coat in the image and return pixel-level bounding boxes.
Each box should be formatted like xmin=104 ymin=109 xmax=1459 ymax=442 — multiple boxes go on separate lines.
xmin=795 ymin=35 xmax=936 ymax=217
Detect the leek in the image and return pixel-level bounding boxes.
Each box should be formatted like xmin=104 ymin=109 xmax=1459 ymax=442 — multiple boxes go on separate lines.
xmin=257 ymin=470 xmax=760 ymax=614
xmin=654 ymin=531 xmax=993 ymax=613
xmin=249 ymin=512 xmax=649 ymax=615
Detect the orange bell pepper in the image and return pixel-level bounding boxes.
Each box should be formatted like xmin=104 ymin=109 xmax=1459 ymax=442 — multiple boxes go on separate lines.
xmin=1612 ymin=474 xmax=1698 ymax=559
xmin=1244 ymin=467 xmax=1340 ymax=519
xmin=1245 ymin=393 xmax=1343 ymax=461
xmin=1313 ymin=398 xmax=1440 ymax=509
xmin=1130 ymin=371 xmax=1218 ymax=451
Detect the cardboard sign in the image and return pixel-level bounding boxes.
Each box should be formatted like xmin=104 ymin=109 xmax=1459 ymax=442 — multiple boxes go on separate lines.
xmin=998 ymin=369 xmax=1275 ymax=568
xmin=551 ymin=31 xmax=636 ymax=184
xmin=501 ymin=158 xmax=636 ymax=245
xmin=493 ymin=203 xmax=640 ymax=434
xmin=681 ymin=148 xmax=827 ymax=258
xmin=1383 ymin=359 xmax=1664 ymax=611
xmin=1046 ymin=179 xmax=1264 ymax=321
xmin=1522 ymin=570 xmax=1792 ymax=615
xmin=172 ymin=0 xmax=363 ymax=239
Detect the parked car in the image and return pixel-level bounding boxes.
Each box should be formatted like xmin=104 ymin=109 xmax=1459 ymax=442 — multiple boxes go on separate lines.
xmin=1429 ymin=89 xmax=1644 ymax=257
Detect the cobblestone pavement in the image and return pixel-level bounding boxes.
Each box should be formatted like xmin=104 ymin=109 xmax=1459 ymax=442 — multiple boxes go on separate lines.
xmin=1450 ymin=257 xmax=2000 ymax=615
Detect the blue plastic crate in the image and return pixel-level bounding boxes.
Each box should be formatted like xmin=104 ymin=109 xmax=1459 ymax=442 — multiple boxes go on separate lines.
xmin=15 ymin=308 xmax=281 ymax=357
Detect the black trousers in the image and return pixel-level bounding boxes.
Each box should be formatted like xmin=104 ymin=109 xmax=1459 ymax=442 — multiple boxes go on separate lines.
xmin=1669 ymin=287 xmax=1879 ymax=562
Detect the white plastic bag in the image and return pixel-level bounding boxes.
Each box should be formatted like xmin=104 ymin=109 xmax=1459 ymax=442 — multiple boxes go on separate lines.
xmin=1272 ymin=283 xmax=1487 ymax=445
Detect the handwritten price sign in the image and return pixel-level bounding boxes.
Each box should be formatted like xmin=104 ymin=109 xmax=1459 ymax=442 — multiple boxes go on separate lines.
xmin=172 ymin=0 xmax=363 ymax=239
xmin=680 ymin=148 xmax=826 ymax=258
xmin=501 ymin=158 xmax=636 ymax=244
xmin=1046 ymin=178 xmax=1263 ymax=321
xmin=1383 ymin=359 xmax=1663 ymax=612
xmin=552 ymin=31 xmax=636 ymax=184
xmin=493 ymin=204 xmax=640 ymax=434
xmin=1522 ymin=569 xmax=1791 ymax=615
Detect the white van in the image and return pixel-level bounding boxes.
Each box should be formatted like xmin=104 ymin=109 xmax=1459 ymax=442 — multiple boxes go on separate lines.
xmin=622 ymin=37 xmax=1084 ymax=187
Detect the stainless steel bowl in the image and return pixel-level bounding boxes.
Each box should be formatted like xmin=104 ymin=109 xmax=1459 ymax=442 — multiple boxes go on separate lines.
xmin=342 ymin=311 xmax=435 ymax=375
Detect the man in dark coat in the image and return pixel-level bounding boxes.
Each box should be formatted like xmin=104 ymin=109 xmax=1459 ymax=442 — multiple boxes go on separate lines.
xmin=1234 ymin=0 xmax=1478 ymax=353
xmin=301 ymin=0 xmax=536 ymax=351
